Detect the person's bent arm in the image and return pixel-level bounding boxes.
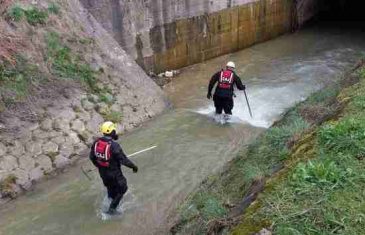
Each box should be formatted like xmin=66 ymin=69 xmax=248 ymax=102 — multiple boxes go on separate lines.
xmin=234 ymin=75 xmax=246 ymax=90
xmin=207 ymin=72 xmax=220 ymax=98
xmin=114 ymin=144 xmax=138 ymax=172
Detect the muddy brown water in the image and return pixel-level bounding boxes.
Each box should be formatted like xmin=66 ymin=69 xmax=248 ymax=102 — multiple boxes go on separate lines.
xmin=0 ymin=23 xmax=365 ymax=235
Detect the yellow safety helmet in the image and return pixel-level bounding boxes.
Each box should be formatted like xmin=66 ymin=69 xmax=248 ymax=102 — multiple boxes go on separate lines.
xmin=100 ymin=121 xmax=117 ymax=135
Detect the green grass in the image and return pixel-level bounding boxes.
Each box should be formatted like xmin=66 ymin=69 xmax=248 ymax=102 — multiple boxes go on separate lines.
xmin=232 ymin=67 xmax=365 ymax=235
xmin=48 ymin=3 xmax=60 ymax=15
xmin=45 ymin=32 xmax=98 ymax=91
xmin=176 ymin=103 xmax=311 ymax=233
xmin=7 ymin=5 xmax=24 ymax=22
xmin=98 ymin=92 xmax=114 ymax=105
xmin=24 ymin=7 xmax=48 ymax=25
xmin=7 ymin=5 xmax=48 ymax=25
xmin=0 ymin=57 xmax=42 ymax=106
xmin=1 ymin=29 xmax=113 ymax=117
xmin=175 ymin=68 xmax=363 ymax=234
xmin=102 ymin=110 xmax=122 ymax=123
xmin=319 ymin=117 xmax=365 ymax=157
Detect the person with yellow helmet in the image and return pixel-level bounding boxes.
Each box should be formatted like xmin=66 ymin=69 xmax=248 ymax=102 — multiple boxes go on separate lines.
xmin=89 ymin=121 xmax=138 ymax=215
xmin=207 ymin=61 xmax=246 ymax=121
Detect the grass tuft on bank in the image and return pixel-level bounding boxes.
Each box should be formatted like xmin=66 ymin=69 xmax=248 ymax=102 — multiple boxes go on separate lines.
xmin=45 ymin=31 xmax=98 ymax=91
xmin=232 ymin=65 xmax=365 ymax=235
xmin=7 ymin=5 xmax=49 ymax=25
xmin=0 ymin=56 xmax=43 ymax=110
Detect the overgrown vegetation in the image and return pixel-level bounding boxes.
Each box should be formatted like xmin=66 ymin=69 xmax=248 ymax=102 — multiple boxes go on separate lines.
xmin=7 ymin=5 xmax=49 ymax=25
xmin=48 ymin=2 xmax=60 ymax=15
xmin=45 ymin=31 xmax=98 ymax=91
xmin=102 ymin=110 xmax=123 ymax=124
xmin=173 ymin=66 xmax=362 ymax=234
xmin=232 ymin=66 xmax=365 ymax=234
xmin=0 ymin=56 xmax=42 ymax=109
xmin=7 ymin=5 xmax=23 ymax=22
xmin=174 ymin=97 xmax=313 ymax=234
xmin=0 ymin=174 xmax=17 ymax=199
xmin=45 ymin=31 xmax=121 ymax=124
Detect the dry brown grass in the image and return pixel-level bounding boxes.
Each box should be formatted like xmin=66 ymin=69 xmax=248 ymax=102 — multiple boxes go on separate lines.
xmin=0 ymin=22 xmax=24 ymax=65
xmin=0 ymin=0 xmax=13 ymax=14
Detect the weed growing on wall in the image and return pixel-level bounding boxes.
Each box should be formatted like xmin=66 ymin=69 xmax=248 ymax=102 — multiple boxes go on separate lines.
xmin=0 ymin=56 xmax=42 ymax=107
xmin=48 ymin=2 xmax=60 ymax=15
xmin=45 ymin=31 xmax=97 ymax=91
xmin=103 ymin=110 xmax=123 ymax=123
xmin=7 ymin=5 xmax=24 ymax=22
xmin=7 ymin=5 xmax=48 ymax=25
xmin=24 ymin=7 xmax=48 ymax=25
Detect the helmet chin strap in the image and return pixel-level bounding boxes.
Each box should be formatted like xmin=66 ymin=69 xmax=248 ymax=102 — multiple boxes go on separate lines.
xmin=112 ymin=133 xmax=119 ymax=141
xmin=111 ymin=130 xmax=119 ymax=140
xmin=104 ymin=130 xmax=119 ymax=140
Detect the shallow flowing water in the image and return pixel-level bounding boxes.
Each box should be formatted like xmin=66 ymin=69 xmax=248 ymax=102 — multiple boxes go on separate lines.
xmin=1 ymin=22 xmax=365 ymax=235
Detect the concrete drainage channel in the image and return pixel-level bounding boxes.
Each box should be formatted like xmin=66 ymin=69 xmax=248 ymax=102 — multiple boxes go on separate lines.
xmin=0 ymin=0 xmax=364 ymax=234
xmin=1 ymin=20 xmax=365 ymax=234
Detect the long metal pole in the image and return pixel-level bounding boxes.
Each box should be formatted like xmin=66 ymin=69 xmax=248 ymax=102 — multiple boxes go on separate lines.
xmin=244 ymin=90 xmax=253 ymax=118
xmin=82 ymin=146 xmax=157 ymax=180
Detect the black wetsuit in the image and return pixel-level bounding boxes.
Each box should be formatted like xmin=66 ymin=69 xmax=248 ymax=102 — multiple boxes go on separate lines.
xmin=89 ymin=136 xmax=137 ymax=210
xmin=208 ymin=69 xmax=245 ymax=114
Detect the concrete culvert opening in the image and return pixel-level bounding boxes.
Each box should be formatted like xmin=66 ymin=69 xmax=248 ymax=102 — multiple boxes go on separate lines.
xmin=317 ymin=0 xmax=365 ymax=21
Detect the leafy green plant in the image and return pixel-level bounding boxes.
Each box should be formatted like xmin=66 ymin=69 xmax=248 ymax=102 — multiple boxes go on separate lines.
xmin=318 ymin=117 xmax=365 ymax=157
xmin=249 ymin=116 xmax=309 ymax=161
xmin=7 ymin=5 xmax=24 ymax=22
xmin=24 ymin=7 xmax=48 ymax=25
xmin=103 ymin=111 xmax=122 ymax=123
xmin=0 ymin=57 xmax=41 ymax=101
xmin=0 ymin=174 xmax=17 ymax=198
xmin=7 ymin=5 xmax=49 ymax=25
xmin=185 ymin=192 xmax=227 ymax=221
xmin=306 ymin=85 xmax=340 ymax=105
xmin=352 ymin=95 xmax=365 ymax=109
xmin=98 ymin=93 xmax=114 ymax=104
xmin=45 ymin=32 xmax=97 ymax=91
xmin=357 ymin=67 xmax=365 ymax=79
xmin=291 ymin=160 xmax=345 ymax=189
xmin=48 ymin=2 xmax=60 ymax=15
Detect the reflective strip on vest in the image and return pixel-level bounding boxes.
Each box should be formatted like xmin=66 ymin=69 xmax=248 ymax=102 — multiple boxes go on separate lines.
xmin=219 ymin=70 xmax=234 ymax=89
xmin=94 ymin=140 xmax=111 ymax=167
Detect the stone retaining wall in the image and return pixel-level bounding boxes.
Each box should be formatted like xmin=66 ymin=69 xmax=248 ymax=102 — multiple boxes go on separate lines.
xmin=0 ymin=0 xmax=167 ymax=198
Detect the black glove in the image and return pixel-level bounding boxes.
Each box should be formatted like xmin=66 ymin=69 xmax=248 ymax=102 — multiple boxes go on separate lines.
xmin=132 ymin=165 xmax=138 ymax=173
xmin=207 ymin=93 xmax=212 ymax=99
xmin=243 ymin=85 xmax=246 ymax=90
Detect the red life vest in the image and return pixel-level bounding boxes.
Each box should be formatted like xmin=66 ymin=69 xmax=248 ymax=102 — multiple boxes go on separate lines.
xmin=94 ymin=139 xmax=112 ymax=167
xmin=218 ymin=70 xmax=234 ymax=90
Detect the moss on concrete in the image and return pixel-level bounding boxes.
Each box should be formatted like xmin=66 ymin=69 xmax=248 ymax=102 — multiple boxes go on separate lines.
xmin=0 ymin=174 xmax=17 ymax=199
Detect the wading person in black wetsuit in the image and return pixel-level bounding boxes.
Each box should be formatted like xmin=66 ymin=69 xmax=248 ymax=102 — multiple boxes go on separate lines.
xmin=89 ymin=121 xmax=138 ymax=215
xmin=207 ymin=61 xmax=246 ymax=120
